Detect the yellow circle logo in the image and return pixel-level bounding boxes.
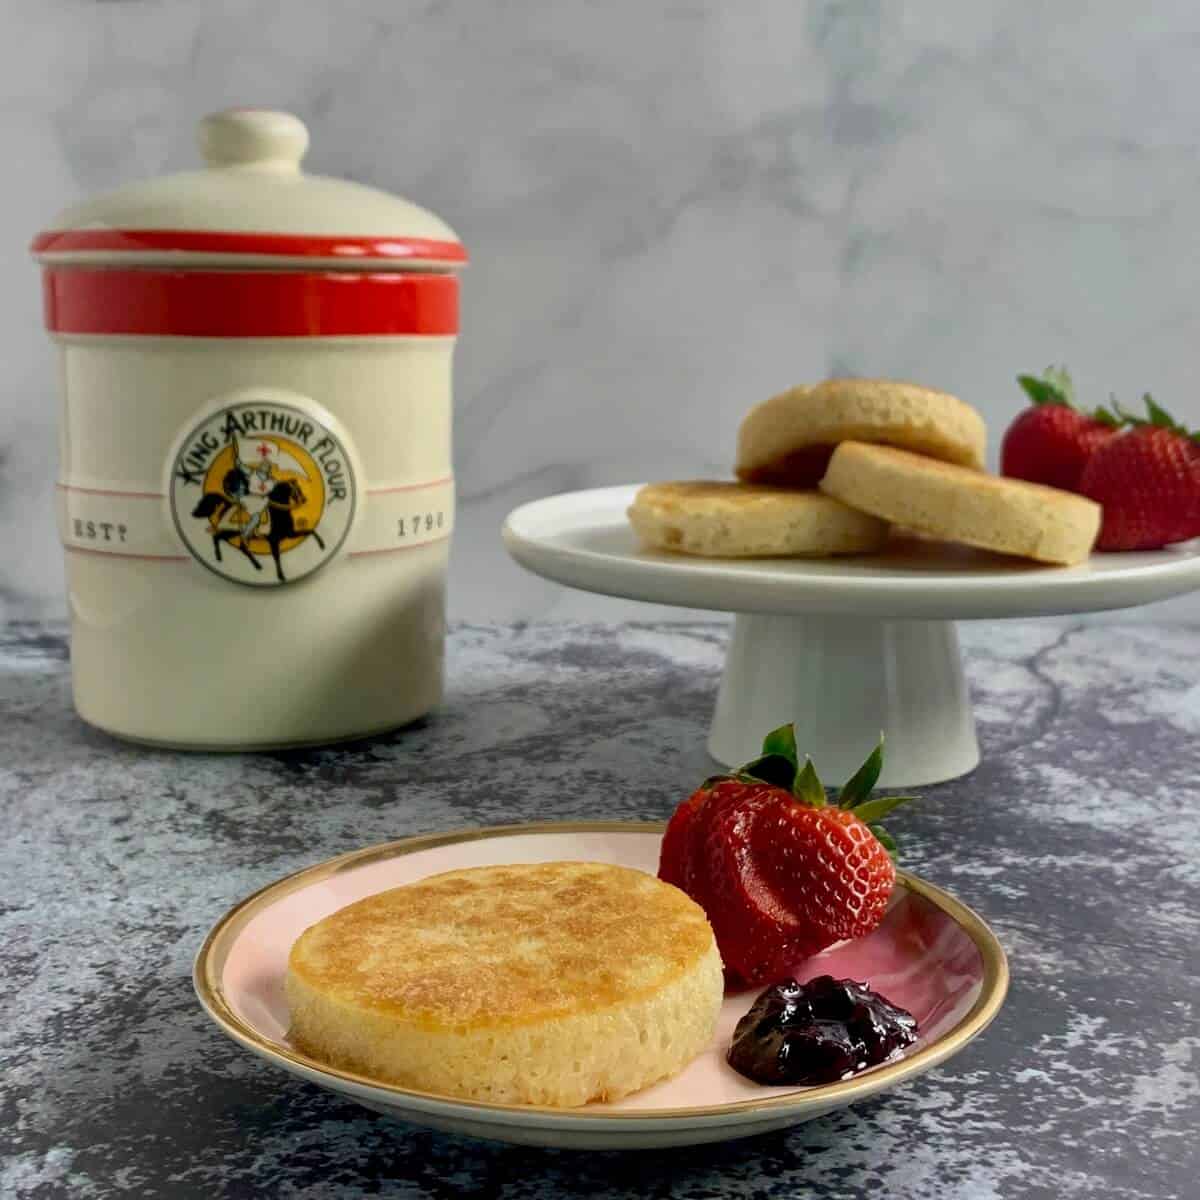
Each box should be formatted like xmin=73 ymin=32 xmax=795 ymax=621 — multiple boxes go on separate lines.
xmin=169 ymin=398 xmax=356 ymax=586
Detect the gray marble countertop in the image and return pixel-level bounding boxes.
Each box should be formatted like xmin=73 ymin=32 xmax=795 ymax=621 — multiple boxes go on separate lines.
xmin=4 ymin=620 xmax=1198 ymax=1199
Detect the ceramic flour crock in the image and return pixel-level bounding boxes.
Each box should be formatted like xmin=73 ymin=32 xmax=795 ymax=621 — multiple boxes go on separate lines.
xmin=31 ymin=109 xmax=466 ymax=748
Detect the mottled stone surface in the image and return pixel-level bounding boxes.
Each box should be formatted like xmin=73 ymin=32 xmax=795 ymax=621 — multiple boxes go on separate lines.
xmin=3 ymin=620 xmax=1198 ymax=1199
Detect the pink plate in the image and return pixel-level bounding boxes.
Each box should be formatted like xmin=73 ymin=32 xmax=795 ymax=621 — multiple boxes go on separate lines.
xmin=195 ymin=823 xmax=1007 ymax=1149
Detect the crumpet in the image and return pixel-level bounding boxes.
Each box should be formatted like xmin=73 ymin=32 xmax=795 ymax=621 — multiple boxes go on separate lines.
xmin=736 ymin=378 xmax=987 ymax=486
xmin=628 ymin=480 xmax=888 ymax=558
xmin=286 ymin=861 xmax=723 ymax=1107
xmin=820 ymin=442 xmax=1101 ymax=565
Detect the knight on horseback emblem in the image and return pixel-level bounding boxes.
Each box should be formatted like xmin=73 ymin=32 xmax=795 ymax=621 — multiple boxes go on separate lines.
xmin=169 ymin=397 xmax=356 ymax=588
xmin=190 ymin=434 xmax=326 ymax=582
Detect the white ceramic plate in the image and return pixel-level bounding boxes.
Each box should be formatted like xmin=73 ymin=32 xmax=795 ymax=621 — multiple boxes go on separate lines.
xmin=195 ymin=823 xmax=1008 ymax=1149
xmin=502 ymin=484 xmax=1200 ymax=619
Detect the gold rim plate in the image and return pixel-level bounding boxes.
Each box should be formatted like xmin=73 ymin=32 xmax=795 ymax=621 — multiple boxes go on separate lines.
xmin=193 ymin=820 xmax=1009 ymax=1127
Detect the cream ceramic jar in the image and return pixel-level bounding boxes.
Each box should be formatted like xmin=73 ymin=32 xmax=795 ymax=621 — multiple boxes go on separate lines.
xmin=32 ymin=109 xmax=466 ymax=748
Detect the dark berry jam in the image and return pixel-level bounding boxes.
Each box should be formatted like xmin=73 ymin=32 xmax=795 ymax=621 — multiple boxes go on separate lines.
xmin=727 ymin=975 xmax=918 ymax=1086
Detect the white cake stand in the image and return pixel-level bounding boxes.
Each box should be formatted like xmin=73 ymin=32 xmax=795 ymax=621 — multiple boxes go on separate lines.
xmin=503 ymin=484 xmax=1200 ymax=787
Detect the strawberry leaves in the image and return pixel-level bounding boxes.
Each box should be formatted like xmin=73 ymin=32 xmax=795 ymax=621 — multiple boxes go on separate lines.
xmin=760 ymin=724 xmax=799 ymax=762
xmin=794 ymin=758 xmax=827 ymax=808
xmin=867 ymin=825 xmax=898 ymax=858
xmin=736 ymin=721 xmax=823 ymax=804
xmin=732 ymin=725 xmax=913 ymax=855
xmin=838 ymin=736 xmax=883 ymax=806
xmin=1018 ymin=366 xmax=1075 ymax=409
xmin=1016 ymin=366 xmax=1200 ymax=441
xmin=849 ymin=792 xmax=916 ymax=823
xmin=835 ymin=735 xmax=916 ymax=863
xmin=1018 ymin=366 xmax=1120 ymax=426
xmin=1111 ymin=393 xmax=1200 ymax=445
xmin=738 ymin=722 xmax=802 ymax=791
xmin=1144 ymin=395 xmax=1176 ymax=429
xmin=733 ymin=754 xmax=797 ymax=791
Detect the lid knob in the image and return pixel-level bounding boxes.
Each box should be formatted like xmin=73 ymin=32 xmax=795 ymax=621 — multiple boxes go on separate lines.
xmin=198 ymin=109 xmax=309 ymax=171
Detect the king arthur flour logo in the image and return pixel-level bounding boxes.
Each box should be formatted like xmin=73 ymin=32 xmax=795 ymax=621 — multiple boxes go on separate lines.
xmin=169 ymin=396 xmax=357 ymax=587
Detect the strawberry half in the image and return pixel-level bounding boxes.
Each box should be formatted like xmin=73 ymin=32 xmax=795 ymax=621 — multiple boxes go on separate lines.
xmin=1079 ymin=395 xmax=1200 ymax=551
xmin=701 ymin=786 xmax=814 ymax=988
xmin=1001 ymin=367 xmax=1120 ymax=492
xmin=658 ymin=786 xmax=705 ymax=890
xmin=660 ymin=775 xmax=784 ymax=987
xmin=658 ymin=725 xmax=915 ymax=990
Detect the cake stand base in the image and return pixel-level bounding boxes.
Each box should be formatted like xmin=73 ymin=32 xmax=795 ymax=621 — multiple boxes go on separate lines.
xmin=708 ymin=614 xmax=980 ymax=788
xmin=506 ymin=485 xmax=1200 ymax=787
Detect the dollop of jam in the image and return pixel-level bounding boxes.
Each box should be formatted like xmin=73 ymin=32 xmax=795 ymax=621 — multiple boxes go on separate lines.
xmin=727 ymin=975 xmax=919 ymax=1086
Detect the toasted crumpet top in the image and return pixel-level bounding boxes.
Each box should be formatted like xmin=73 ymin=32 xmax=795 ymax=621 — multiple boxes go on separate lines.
xmin=819 ymin=441 xmax=1101 ymax=564
xmin=826 ymin=441 xmax=1094 ymax=501
xmin=736 ymin=377 xmax=987 ymax=481
xmin=287 ymin=862 xmax=716 ymax=1032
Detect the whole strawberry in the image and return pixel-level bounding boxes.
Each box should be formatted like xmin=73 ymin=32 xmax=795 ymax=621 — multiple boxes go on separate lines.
xmin=1079 ymin=397 xmax=1200 ymax=550
xmin=1002 ymin=367 xmax=1120 ymax=492
xmin=658 ymin=726 xmax=914 ymax=989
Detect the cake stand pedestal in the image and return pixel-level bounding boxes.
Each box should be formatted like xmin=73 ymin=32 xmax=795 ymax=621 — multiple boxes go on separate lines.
xmin=710 ymin=615 xmax=977 ymax=786
xmin=503 ymin=485 xmax=1200 ymax=786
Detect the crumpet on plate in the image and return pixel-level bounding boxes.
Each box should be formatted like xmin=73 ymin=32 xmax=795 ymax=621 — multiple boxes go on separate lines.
xmin=820 ymin=442 xmax=1101 ymax=566
xmin=628 ymin=480 xmax=888 ymax=558
xmin=736 ymin=377 xmax=987 ymax=486
xmin=286 ymin=861 xmax=723 ymax=1107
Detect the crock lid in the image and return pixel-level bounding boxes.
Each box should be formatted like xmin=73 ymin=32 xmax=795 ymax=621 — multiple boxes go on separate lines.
xmin=31 ymin=109 xmax=466 ymax=271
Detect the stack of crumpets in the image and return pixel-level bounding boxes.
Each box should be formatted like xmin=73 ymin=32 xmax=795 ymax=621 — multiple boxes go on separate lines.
xmin=629 ymin=377 xmax=1101 ymax=566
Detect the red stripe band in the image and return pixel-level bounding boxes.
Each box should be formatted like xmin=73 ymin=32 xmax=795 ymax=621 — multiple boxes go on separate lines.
xmin=32 ymin=229 xmax=467 ymax=265
xmin=42 ymin=268 xmax=459 ymax=337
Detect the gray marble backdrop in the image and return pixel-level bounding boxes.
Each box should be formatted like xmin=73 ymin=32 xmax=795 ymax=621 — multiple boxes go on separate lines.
xmin=5 ymin=0 xmax=1200 ymax=621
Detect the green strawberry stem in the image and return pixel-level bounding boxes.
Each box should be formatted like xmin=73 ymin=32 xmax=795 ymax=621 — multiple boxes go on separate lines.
xmin=869 ymin=825 xmax=898 ymax=856
xmin=1017 ymin=367 xmax=1200 ymax=442
xmin=1111 ymin=393 xmax=1200 ymax=444
xmin=760 ymin=724 xmax=799 ymax=762
xmin=1017 ymin=366 xmax=1121 ymax=426
xmin=1017 ymin=367 xmax=1074 ymax=408
xmin=794 ymin=758 xmax=826 ymax=808
xmin=850 ymin=791 xmax=917 ymax=823
xmin=839 ymin=737 xmax=883 ymax=806
xmin=736 ymin=721 xmax=802 ymax=792
xmin=727 ymin=724 xmax=917 ymax=861
xmin=727 ymin=754 xmax=796 ymax=791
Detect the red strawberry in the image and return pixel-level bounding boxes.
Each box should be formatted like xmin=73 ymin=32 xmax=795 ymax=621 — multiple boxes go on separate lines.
xmin=658 ymin=786 xmax=705 ymax=890
xmin=702 ymin=787 xmax=811 ymax=988
xmin=667 ymin=776 xmax=787 ymax=987
xmin=1079 ymin=402 xmax=1200 ymax=550
xmin=750 ymin=803 xmax=895 ymax=952
xmin=658 ymin=726 xmax=914 ymax=989
xmin=1001 ymin=367 xmax=1120 ymax=492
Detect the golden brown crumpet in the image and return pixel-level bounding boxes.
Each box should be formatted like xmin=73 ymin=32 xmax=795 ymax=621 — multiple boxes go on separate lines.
xmin=628 ymin=481 xmax=888 ymax=558
xmin=736 ymin=378 xmax=987 ymax=486
xmin=286 ymin=861 xmax=724 ymax=1107
xmin=820 ymin=442 xmax=1101 ymax=566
